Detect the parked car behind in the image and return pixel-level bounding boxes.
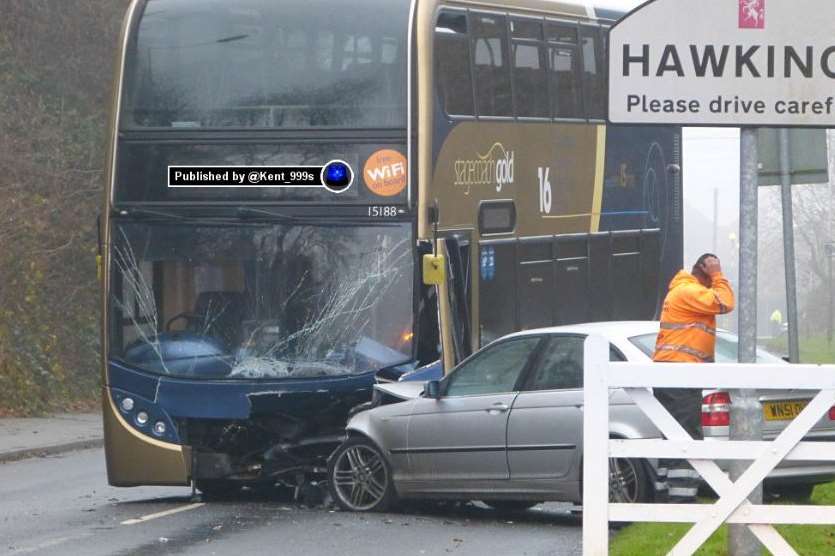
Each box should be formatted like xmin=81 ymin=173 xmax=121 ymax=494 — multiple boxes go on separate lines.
xmin=628 ymin=321 xmax=835 ymax=500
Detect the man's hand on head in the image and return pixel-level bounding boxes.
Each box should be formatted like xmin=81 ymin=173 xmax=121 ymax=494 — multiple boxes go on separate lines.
xmin=701 ymin=256 xmax=722 ymax=276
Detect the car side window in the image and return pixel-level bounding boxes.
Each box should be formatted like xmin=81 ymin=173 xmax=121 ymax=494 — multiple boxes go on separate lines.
xmin=526 ymin=336 xmax=623 ymax=391
xmin=444 ymin=337 xmax=540 ymax=396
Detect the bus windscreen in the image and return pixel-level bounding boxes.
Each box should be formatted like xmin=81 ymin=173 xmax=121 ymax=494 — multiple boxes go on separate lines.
xmin=109 ymin=221 xmax=414 ymax=379
xmin=121 ymin=0 xmax=410 ymax=129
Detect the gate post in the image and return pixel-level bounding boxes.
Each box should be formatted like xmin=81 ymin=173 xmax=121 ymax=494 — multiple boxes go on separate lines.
xmin=583 ymin=335 xmax=611 ymax=555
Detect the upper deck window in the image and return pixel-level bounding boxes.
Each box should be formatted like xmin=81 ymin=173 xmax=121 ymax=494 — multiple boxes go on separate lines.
xmin=435 ymin=11 xmax=475 ymax=117
xmin=580 ymin=25 xmax=606 ymax=119
xmin=121 ymin=0 xmax=409 ymax=129
xmin=471 ymin=13 xmax=512 ymax=117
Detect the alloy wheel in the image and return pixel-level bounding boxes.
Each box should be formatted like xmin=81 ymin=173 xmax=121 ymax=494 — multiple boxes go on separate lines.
xmin=332 ymin=444 xmax=389 ymax=511
xmin=609 ymin=458 xmax=640 ymax=503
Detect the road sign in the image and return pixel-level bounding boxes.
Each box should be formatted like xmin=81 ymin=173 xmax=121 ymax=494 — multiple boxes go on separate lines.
xmin=608 ymin=0 xmax=835 ymax=126
xmin=757 ymin=129 xmax=829 ymax=185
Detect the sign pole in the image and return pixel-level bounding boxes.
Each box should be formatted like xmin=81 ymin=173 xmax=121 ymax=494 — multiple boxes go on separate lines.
xmin=779 ymin=129 xmax=801 ymax=363
xmin=730 ymin=127 xmax=764 ymax=556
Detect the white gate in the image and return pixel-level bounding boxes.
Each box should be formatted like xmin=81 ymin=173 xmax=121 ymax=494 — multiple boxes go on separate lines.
xmin=582 ymin=334 xmax=835 ymax=556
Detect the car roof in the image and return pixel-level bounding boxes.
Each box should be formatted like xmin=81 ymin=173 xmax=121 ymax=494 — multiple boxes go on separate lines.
xmin=505 ymin=321 xmax=660 ymax=340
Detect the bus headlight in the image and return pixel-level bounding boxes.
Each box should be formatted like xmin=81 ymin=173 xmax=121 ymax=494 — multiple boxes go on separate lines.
xmin=120 ymin=397 xmax=135 ymax=412
xmin=153 ymin=421 xmax=167 ymax=436
xmin=110 ymin=387 xmax=180 ymax=443
xmin=135 ymin=411 xmax=149 ymax=426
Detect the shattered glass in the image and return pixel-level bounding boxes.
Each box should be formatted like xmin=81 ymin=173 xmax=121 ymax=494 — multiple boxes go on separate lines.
xmin=109 ymin=222 xmax=414 ymax=379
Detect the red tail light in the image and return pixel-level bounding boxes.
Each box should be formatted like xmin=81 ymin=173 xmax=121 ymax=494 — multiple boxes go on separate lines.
xmin=829 ymin=406 xmax=835 ymax=421
xmin=702 ymin=392 xmax=732 ymax=427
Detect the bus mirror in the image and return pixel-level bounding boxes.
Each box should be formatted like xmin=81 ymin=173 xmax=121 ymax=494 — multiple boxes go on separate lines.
xmin=422 ymin=254 xmax=446 ymax=286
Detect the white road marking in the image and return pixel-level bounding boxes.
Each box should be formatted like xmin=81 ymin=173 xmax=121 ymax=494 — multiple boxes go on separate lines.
xmin=9 ymin=533 xmax=92 ymax=554
xmin=121 ymin=502 xmax=205 ymax=525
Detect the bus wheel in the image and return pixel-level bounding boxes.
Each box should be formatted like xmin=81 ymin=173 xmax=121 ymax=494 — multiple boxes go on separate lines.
xmin=328 ymin=438 xmax=396 ymax=512
xmin=197 ymin=479 xmax=241 ymax=500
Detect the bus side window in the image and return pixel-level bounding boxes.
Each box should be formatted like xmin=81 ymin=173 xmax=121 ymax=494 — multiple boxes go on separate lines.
xmin=510 ymin=18 xmax=549 ymax=118
xmin=471 ymin=13 xmax=512 ymax=117
xmin=579 ymin=25 xmax=606 ymax=119
xmin=545 ymin=22 xmax=581 ymax=119
xmin=434 ymin=10 xmax=475 ymax=117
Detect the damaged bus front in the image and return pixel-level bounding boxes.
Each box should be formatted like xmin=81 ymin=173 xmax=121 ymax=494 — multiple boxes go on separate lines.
xmin=101 ymin=0 xmax=418 ymax=493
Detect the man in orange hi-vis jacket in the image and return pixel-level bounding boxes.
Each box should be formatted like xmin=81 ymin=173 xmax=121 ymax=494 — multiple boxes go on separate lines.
xmin=653 ymin=253 xmax=735 ymax=503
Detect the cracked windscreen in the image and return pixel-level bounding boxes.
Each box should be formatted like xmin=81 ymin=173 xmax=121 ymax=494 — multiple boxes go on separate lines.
xmin=109 ymin=222 xmax=414 ymax=379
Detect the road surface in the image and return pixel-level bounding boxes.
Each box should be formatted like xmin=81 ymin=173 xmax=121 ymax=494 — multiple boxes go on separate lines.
xmin=0 ymin=448 xmax=583 ymax=556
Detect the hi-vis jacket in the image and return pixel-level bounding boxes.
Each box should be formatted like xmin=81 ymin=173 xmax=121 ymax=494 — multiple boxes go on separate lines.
xmin=653 ymin=270 xmax=735 ymax=363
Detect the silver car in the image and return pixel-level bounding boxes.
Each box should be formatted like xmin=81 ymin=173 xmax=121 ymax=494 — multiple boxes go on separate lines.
xmin=327 ymin=325 xmax=662 ymax=512
xmin=327 ymin=321 xmax=835 ymax=512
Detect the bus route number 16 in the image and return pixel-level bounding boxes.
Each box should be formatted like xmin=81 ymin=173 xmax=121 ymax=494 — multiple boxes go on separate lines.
xmin=537 ymin=167 xmax=552 ymax=215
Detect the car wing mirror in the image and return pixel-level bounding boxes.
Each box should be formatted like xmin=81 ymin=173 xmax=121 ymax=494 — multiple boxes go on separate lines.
xmin=424 ymin=379 xmax=441 ymax=400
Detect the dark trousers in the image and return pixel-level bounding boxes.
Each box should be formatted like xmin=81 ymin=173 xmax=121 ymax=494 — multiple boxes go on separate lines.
xmin=654 ymin=388 xmax=703 ymax=503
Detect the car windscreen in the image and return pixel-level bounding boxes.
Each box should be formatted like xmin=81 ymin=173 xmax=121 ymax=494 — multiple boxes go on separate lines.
xmin=121 ymin=0 xmax=409 ymax=129
xmin=109 ymin=221 xmax=414 ymax=379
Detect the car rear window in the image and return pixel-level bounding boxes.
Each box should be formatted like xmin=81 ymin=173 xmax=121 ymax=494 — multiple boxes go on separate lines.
xmin=629 ymin=332 xmax=786 ymax=364
xmin=629 ymin=333 xmax=656 ymax=358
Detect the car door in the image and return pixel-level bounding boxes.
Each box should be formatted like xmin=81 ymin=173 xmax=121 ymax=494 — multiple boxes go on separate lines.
xmin=507 ymin=335 xmax=585 ymax=486
xmin=405 ymin=336 xmax=543 ymax=483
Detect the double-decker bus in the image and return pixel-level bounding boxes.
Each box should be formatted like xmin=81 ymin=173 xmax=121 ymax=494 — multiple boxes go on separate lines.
xmin=101 ymin=0 xmax=681 ymax=494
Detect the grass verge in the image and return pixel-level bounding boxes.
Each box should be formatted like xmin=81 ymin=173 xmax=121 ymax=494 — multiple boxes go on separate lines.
xmin=610 ymin=482 xmax=835 ymax=555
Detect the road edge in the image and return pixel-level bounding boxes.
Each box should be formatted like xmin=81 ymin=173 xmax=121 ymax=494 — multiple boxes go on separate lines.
xmin=0 ymin=438 xmax=104 ymax=464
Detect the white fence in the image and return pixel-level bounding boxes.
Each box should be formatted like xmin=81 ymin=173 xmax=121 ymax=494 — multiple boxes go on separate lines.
xmin=582 ymin=334 xmax=835 ymax=556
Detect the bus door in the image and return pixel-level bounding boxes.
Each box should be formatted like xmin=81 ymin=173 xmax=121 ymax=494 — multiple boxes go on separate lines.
xmin=443 ymin=234 xmax=473 ymax=365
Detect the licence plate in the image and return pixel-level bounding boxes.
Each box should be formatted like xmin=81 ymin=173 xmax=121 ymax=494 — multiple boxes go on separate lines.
xmin=763 ymin=400 xmax=808 ymax=421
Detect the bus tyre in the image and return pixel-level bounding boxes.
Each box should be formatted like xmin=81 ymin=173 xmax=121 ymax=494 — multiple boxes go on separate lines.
xmin=197 ymin=479 xmax=241 ymax=500
xmin=328 ymin=437 xmax=396 ymax=512
xmin=483 ymin=500 xmax=541 ymax=513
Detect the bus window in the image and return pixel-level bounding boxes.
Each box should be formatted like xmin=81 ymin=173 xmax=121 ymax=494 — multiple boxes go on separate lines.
xmin=435 ymin=10 xmax=475 ymax=117
xmin=471 ymin=13 xmax=512 ymax=117
xmin=478 ymin=201 xmax=516 ymax=235
xmin=121 ymin=0 xmax=408 ymax=129
xmin=546 ymin=22 xmax=581 ymax=118
xmin=580 ymin=25 xmax=606 ymax=119
xmin=510 ymin=19 xmax=549 ymax=118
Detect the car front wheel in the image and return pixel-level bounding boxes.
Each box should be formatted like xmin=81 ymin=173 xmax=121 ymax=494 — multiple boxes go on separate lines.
xmin=328 ymin=437 xmax=396 ymax=512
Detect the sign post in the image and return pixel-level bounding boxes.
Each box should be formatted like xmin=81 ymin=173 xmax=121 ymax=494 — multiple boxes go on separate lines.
xmin=758 ymin=128 xmax=830 ymax=363
xmin=608 ymin=1 xmax=835 ymax=554
xmin=778 ymin=129 xmax=801 ymax=364
xmin=731 ymin=126 xmax=762 ymax=556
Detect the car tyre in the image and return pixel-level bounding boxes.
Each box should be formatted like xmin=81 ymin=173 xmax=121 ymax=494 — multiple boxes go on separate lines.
xmin=482 ymin=500 xmax=541 ymax=512
xmin=328 ymin=437 xmax=396 ymax=512
xmin=609 ymin=458 xmax=652 ymax=504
